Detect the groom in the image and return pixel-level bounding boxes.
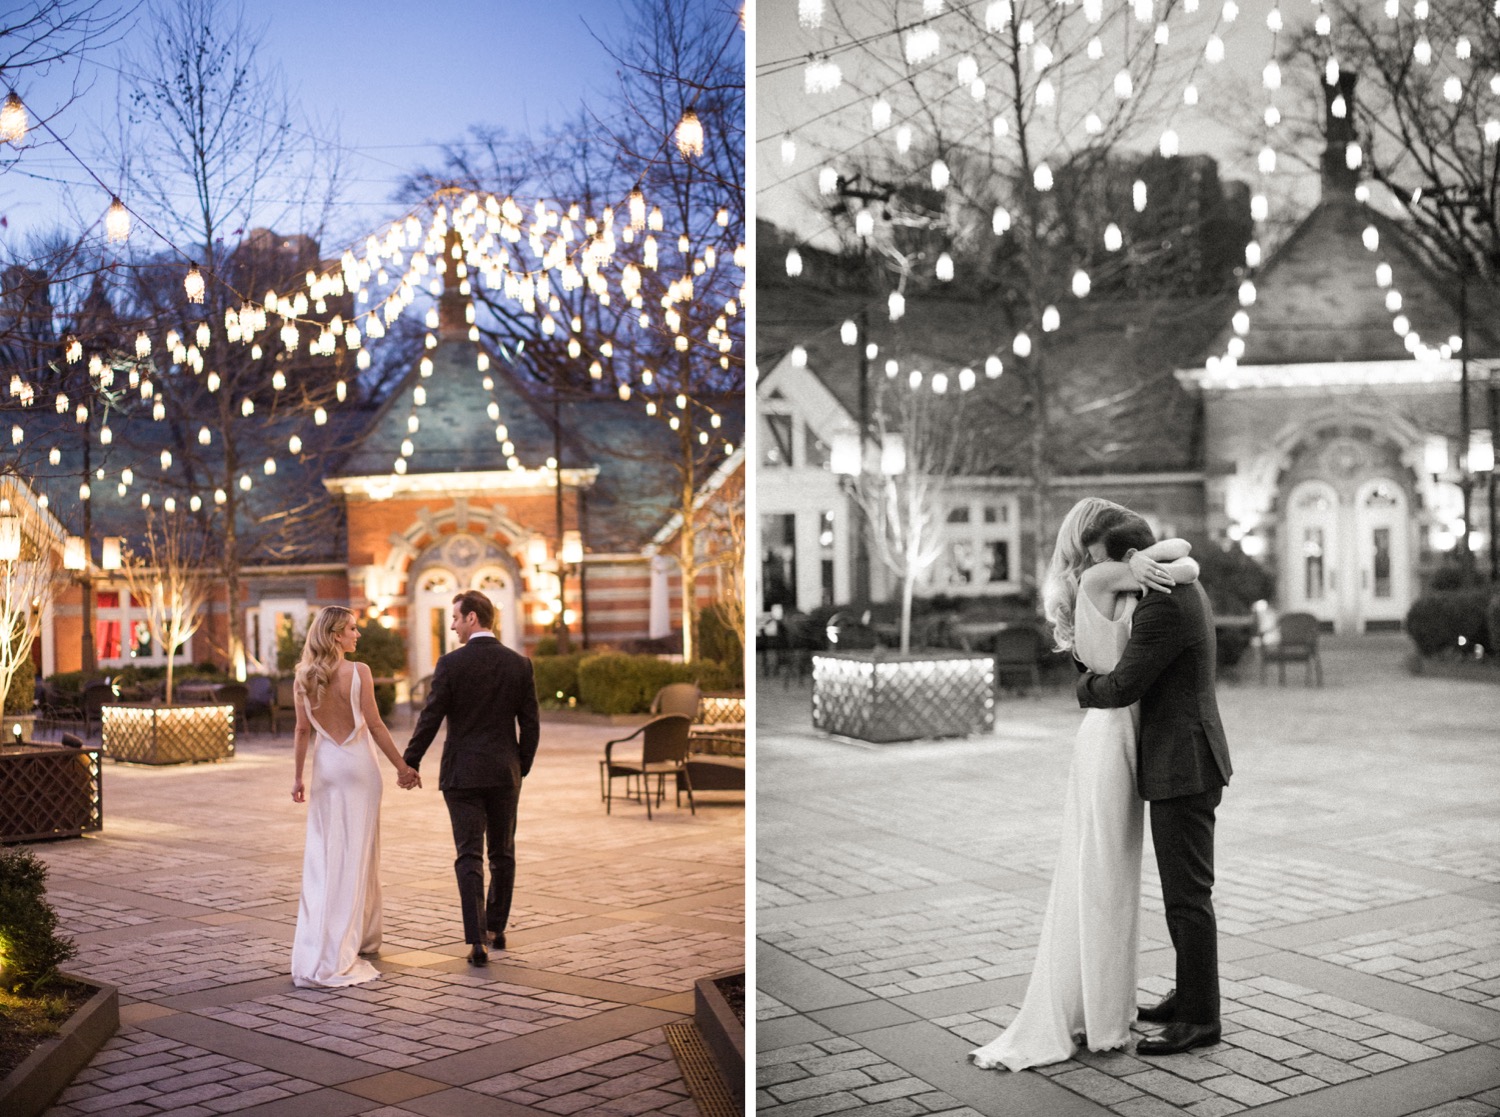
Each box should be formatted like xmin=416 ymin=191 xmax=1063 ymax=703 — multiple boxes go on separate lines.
xmin=1077 ymin=509 xmax=1233 ymax=1055
xmin=404 ymin=590 xmax=540 ymax=966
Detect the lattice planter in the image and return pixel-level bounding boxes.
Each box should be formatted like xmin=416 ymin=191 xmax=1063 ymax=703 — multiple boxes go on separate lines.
xmin=812 ymin=650 xmax=995 ymax=743
xmin=0 ymin=741 xmax=103 ymax=842
xmin=101 ymin=704 xmax=234 ymax=765
xmin=698 ymin=691 xmax=746 ymax=726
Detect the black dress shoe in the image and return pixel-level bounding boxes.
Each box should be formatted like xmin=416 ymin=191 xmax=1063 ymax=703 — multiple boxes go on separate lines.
xmin=487 ymin=931 xmax=506 ymax=950
xmin=467 ymin=943 xmax=488 ymax=966
xmin=1136 ymin=1022 xmax=1220 ymax=1056
xmin=1137 ymin=991 xmax=1178 ymax=1024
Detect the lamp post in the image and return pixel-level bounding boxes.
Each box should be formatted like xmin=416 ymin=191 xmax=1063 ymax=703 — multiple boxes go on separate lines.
xmin=1410 ymin=183 xmax=1487 ymax=577
xmin=832 ymin=173 xmax=896 ymax=607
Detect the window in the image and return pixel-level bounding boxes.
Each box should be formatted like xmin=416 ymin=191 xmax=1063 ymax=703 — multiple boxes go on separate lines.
xmin=96 ymin=588 xmax=161 ymax=665
xmin=762 ymin=413 xmax=794 ymax=467
xmin=761 ymin=513 xmax=797 ymax=610
xmin=931 ymin=497 xmax=1018 ymax=592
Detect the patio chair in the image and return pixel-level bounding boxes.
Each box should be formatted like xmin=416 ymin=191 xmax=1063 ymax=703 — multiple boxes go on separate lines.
xmin=245 ymin=677 xmax=274 ymax=733
xmin=214 ymin=682 xmax=250 ymax=733
xmin=81 ymin=680 xmax=113 ymax=739
xmin=650 ymin=682 xmax=701 ymax=721
xmin=991 ymin=626 xmax=1042 ymax=696
xmin=1259 ymin=612 xmax=1323 ymax=686
xmin=599 ymin=714 xmax=693 ymax=818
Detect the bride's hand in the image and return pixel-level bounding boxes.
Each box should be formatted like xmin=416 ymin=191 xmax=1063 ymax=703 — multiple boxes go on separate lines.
xmin=291 ymin=779 xmax=306 ymax=803
xmin=1128 ymin=550 xmax=1173 ymax=593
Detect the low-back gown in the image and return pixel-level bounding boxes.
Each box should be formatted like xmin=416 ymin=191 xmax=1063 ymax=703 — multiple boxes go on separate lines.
xmin=970 ymin=589 xmax=1144 ymax=1071
xmin=291 ymin=667 xmax=383 ymax=988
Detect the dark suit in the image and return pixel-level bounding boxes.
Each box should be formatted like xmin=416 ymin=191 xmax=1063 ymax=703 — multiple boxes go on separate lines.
xmin=1077 ymin=581 xmax=1232 ymax=1024
xmin=404 ymin=634 xmax=540 ymax=945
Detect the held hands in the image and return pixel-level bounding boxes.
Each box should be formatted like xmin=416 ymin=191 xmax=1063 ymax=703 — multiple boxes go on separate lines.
xmin=1128 ymin=549 xmax=1175 ymax=593
xmin=396 ymin=765 xmax=422 ymax=791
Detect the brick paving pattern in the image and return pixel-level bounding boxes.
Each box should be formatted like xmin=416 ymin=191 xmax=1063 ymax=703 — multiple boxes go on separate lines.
xmin=758 ymin=635 xmax=1500 ymax=1117
xmin=33 ymin=710 xmax=742 ymax=1116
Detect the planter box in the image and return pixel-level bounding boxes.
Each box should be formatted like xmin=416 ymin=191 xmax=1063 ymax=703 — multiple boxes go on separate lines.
xmin=1 ymin=714 xmax=36 ymax=744
xmin=813 ymin=650 xmax=995 ymax=743
xmin=694 ymin=969 xmax=744 ymax=1113
xmin=0 ymin=975 xmax=119 ymax=1117
xmin=0 ymin=741 xmax=103 ymax=842
xmin=101 ymin=703 xmax=234 ymax=765
xmin=699 ymin=691 xmax=746 ymax=726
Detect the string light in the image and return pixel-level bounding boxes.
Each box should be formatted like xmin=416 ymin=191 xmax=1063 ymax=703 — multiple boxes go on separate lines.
xmin=106 ymin=198 xmax=131 ymax=243
xmin=0 ymin=92 xmax=25 ymax=144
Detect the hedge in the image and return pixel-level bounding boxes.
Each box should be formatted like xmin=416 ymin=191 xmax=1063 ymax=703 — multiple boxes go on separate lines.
xmin=1405 ymin=589 xmax=1494 ymax=657
xmin=576 ymin=654 xmax=738 ymax=715
xmin=533 ymin=652 xmax=586 ymax=707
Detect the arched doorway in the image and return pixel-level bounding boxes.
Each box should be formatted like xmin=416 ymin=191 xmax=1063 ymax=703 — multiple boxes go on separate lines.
xmin=1354 ymin=478 xmax=1410 ymax=629
xmin=412 ymin=568 xmax=458 ymax=683
xmin=1284 ymin=480 xmax=1339 ymax=626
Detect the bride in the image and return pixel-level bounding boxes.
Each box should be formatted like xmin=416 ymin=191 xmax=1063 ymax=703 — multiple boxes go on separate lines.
xmin=971 ymin=498 xmax=1198 ymax=1072
xmin=290 ymin=606 xmax=420 ymax=988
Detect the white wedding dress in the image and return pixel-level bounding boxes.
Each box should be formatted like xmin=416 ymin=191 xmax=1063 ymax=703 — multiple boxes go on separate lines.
xmin=291 ymin=667 xmax=383 ymax=988
xmin=971 ymin=589 xmax=1144 ymax=1071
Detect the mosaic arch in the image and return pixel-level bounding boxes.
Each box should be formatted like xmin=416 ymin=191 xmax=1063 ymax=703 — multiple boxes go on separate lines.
xmin=373 ymin=505 xmax=542 ymax=678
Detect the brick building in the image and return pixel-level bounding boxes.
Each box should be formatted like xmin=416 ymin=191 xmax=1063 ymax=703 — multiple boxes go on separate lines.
xmin=24 ymin=255 xmax=743 ymax=682
xmin=758 ymin=81 xmax=1498 ymax=632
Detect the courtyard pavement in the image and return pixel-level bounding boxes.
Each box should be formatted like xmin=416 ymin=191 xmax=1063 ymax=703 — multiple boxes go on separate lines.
xmin=30 ymin=706 xmax=744 ymax=1117
xmin=756 ymin=635 xmax=1500 ymax=1117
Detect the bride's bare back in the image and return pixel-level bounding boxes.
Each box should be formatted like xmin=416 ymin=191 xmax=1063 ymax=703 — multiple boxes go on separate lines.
xmin=306 ymin=662 xmax=359 ymax=742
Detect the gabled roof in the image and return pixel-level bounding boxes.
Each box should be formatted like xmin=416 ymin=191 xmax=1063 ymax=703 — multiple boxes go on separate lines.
xmin=1208 ymin=198 xmax=1500 ymax=366
xmin=330 ymin=335 xmax=590 ymax=478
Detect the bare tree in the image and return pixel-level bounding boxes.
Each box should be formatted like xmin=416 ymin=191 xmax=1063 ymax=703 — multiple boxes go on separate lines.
xmin=1284 ymin=3 xmax=1500 ymax=282
xmin=106 ymin=0 xmax=349 ymax=678
xmin=119 ymin=506 xmax=209 ymax=702
xmin=851 ymin=377 xmax=975 ymax=653
xmin=406 ymin=0 xmax=745 ymax=662
xmin=0 ymin=479 xmax=68 ymax=718
xmin=782 ymin=0 xmax=1237 ymax=586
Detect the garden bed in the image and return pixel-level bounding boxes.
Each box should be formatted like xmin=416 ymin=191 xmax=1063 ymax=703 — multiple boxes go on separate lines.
xmin=0 ymin=976 xmax=118 ymax=1117
xmin=101 ymin=703 xmax=234 ymax=764
xmin=1406 ymin=653 xmax=1500 ymax=682
xmin=812 ymin=649 xmax=995 ymax=743
xmin=695 ymin=969 xmax=745 ymax=1112
xmin=0 ymin=741 xmax=103 ymax=842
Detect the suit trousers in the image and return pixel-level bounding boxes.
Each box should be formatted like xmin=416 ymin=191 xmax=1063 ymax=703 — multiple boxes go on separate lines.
xmin=442 ymin=784 xmax=520 ymax=945
xmin=1149 ymin=784 xmax=1223 ymax=1025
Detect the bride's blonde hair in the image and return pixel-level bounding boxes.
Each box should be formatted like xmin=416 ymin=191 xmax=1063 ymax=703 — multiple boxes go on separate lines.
xmin=1042 ymin=498 xmax=1126 ymax=652
xmin=295 ymin=606 xmax=356 ymax=709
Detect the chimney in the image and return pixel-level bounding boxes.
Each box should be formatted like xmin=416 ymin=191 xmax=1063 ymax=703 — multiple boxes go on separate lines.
xmin=1321 ymin=70 xmax=1360 ymax=202
xmin=438 ymin=226 xmax=468 ymax=340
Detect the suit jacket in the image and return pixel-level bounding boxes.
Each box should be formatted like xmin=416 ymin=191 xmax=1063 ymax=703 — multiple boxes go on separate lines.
xmin=403 ymin=636 xmax=541 ymax=791
xmin=1077 ymin=581 xmax=1232 ymax=801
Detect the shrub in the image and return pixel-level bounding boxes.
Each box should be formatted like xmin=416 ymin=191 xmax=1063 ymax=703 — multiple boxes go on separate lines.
xmin=532 ymin=652 xmax=586 ymax=707
xmin=697 ymin=604 xmax=744 ymax=680
xmin=43 ymin=671 xmax=89 ymax=698
xmin=5 ymin=654 xmax=35 ymax=716
xmin=1193 ymin=539 xmax=1275 ymax=616
xmin=0 ymin=847 xmax=76 ymax=995
xmin=577 ymin=654 xmax=737 ymax=715
xmin=532 ymin=635 xmax=559 ymax=657
xmin=350 ymin=622 xmax=406 ymax=716
xmin=1406 ymin=589 xmax=1492 ymax=657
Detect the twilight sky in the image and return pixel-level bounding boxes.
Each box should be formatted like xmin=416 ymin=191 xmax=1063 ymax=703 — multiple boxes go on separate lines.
xmin=0 ymin=0 xmax=636 ymax=250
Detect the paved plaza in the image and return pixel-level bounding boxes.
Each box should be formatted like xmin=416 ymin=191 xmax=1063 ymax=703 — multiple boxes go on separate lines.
xmin=756 ymin=635 xmax=1500 ymax=1117
xmin=31 ymin=707 xmax=744 ymax=1117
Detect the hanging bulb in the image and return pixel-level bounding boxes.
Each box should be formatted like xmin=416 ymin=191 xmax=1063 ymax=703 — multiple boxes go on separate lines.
xmin=1259 ymin=146 xmax=1277 ymax=174
xmin=1238 ymin=280 xmax=1257 ymax=306
xmin=675 ymin=109 xmax=704 ymax=158
xmin=931 ymin=159 xmax=950 ymax=190
xmin=799 ymin=0 xmax=824 ymax=29
xmin=1159 ymin=129 xmax=1179 ymax=157
xmin=992 ymin=206 xmax=1011 ymax=235
xmin=160 ymin=449 xmax=172 ymax=470
xmin=785 ymin=248 xmax=803 ymax=277
xmin=1034 ymin=163 xmax=1053 ymax=191
xmin=106 ymin=197 xmax=131 ymax=243
xmin=1245 ymin=241 xmax=1262 ymax=267
xmin=1042 ymin=306 xmax=1060 ymax=332
xmin=1413 ymin=37 xmax=1431 ymax=65
xmin=804 ymin=56 xmax=842 ymax=94
xmin=1013 ymin=332 xmax=1032 ymax=358
xmin=1104 ymin=223 xmax=1123 ymax=251
xmin=1262 ymin=61 xmax=1281 ymax=91
xmin=1114 ymin=70 xmax=1133 ymax=100
xmin=871 ymin=98 xmax=891 ymax=130
xmin=935 ymin=252 xmax=954 ymax=281
xmin=1205 ymin=35 xmax=1224 ymax=63
xmin=1133 ymin=180 xmax=1148 ymax=212
xmin=888 ymin=291 xmax=905 ymax=321
xmin=184 ymin=263 xmax=205 ymax=303
xmin=1072 ymin=270 xmax=1091 ymax=297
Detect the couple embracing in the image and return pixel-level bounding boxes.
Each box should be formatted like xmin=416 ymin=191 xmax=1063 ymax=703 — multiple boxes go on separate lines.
xmin=972 ymin=498 xmax=1233 ymax=1071
xmin=288 ymin=589 xmax=540 ymax=987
